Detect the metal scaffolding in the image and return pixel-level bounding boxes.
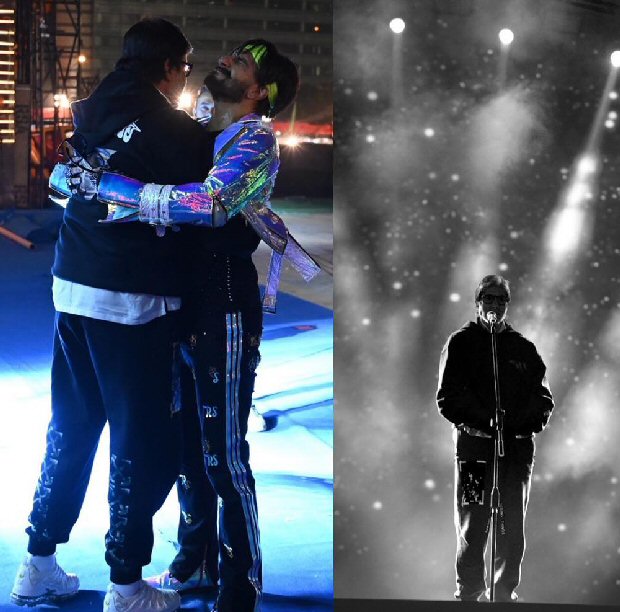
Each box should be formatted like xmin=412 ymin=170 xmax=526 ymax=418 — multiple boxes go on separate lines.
xmin=16 ymin=0 xmax=91 ymax=207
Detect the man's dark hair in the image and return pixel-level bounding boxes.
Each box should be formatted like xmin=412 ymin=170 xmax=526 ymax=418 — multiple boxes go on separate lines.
xmin=115 ymin=18 xmax=192 ymax=83
xmin=232 ymin=39 xmax=299 ymax=118
xmin=474 ymin=274 xmax=511 ymax=303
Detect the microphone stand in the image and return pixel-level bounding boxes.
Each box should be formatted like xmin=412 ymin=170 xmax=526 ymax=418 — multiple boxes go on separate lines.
xmin=488 ymin=317 xmax=504 ymax=603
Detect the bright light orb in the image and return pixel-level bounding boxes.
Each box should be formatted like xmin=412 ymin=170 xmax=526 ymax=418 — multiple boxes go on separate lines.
xmin=53 ymin=93 xmax=70 ymax=109
xmin=177 ymin=91 xmax=193 ymax=109
xmin=78 ymin=54 xmax=86 ymax=63
xmin=576 ymin=154 xmax=597 ymax=177
xmin=605 ymin=119 xmax=615 ymax=129
xmin=610 ymin=91 xmax=619 ymax=100
xmin=611 ymin=51 xmax=620 ymax=67
xmin=548 ymin=206 xmax=585 ymax=259
xmin=389 ymin=18 xmax=406 ymax=34
xmin=449 ymin=293 xmax=461 ymax=303
xmin=282 ymin=134 xmax=300 ymax=147
xmin=424 ymin=127 xmax=435 ymax=138
xmin=499 ymin=28 xmax=514 ymax=46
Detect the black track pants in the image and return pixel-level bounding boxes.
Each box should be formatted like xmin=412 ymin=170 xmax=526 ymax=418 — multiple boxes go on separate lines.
xmin=169 ymin=348 xmax=219 ymax=584
xmin=453 ymin=429 xmax=534 ymax=602
xmin=27 ymin=311 xmax=180 ymax=584
xmin=183 ymin=310 xmax=262 ymax=612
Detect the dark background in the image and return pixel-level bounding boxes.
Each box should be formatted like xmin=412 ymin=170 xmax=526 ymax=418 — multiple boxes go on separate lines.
xmin=334 ymin=0 xmax=620 ymax=604
xmin=4 ymin=0 xmax=333 ymax=208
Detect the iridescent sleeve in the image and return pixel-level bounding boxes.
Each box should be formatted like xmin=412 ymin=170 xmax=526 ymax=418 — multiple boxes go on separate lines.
xmin=201 ymin=124 xmax=279 ymax=219
xmin=97 ymin=124 xmax=279 ymax=227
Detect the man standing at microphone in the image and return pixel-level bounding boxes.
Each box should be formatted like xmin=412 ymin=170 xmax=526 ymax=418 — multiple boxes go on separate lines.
xmin=436 ymin=275 xmax=554 ymax=603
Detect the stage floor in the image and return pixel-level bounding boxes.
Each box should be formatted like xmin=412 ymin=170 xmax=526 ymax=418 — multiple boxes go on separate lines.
xmin=0 ymin=200 xmax=333 ymax=612
xmin=334 ymin=600 xmax=618 ymax=612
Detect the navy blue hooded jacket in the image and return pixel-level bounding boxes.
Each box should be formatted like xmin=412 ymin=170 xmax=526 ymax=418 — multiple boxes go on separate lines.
xmin=437 ymin=320 xmax=554 ymax=437
xmin=52 ymin=67 xmax=214 ymax=296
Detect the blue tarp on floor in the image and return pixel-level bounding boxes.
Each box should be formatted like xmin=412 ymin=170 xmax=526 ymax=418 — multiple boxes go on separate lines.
xmin=0 ymin=209 xmax=333 ymax=612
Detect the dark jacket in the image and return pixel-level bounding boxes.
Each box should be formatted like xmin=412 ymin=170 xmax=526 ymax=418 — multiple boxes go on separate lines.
xmin=52 ymin=68 xmax=214 ymax=296
xmin=436 ymin=320 xmax=554 ymax=436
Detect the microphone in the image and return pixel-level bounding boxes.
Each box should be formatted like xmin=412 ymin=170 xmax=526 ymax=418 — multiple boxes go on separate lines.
xmin=487 ymin=311 xmax=497 ymax=326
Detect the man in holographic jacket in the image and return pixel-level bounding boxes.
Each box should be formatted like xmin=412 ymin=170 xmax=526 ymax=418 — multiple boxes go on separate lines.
xmin=51 ymin=39 xmax=319 ymax=612
xmin=93 ymin=102 xmax=319 ymax=312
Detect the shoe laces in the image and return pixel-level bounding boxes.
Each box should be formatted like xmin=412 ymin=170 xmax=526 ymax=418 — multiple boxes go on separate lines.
xmin=51 ymin=562 xmax=68 ymax=580
xmin=32 ymin=558 xmax=72 ymax=586
xmin=136 ymin=582 xmax=174 ymax=605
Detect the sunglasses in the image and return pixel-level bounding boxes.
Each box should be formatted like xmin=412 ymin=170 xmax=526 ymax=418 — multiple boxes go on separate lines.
xmin=181 ymin=61 xmax=193 ymax=76
xmin=480 ymin=294 xmax=510 ymax=305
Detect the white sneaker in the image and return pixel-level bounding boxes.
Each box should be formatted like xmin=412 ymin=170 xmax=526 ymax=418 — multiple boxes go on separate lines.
xmin=103 ymin=581 xmax=180 ymax=612
xmin=10 ymin=554 xmax=79 ymax=606
xmin=485 ymin=587 xmax=519 ymax=602
xmin=145 ymin=565 xmax=214 ymax=592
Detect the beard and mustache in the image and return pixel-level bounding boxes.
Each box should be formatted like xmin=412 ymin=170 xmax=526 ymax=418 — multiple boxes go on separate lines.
xmin=203 ymin=66 xmax=247 ymax=103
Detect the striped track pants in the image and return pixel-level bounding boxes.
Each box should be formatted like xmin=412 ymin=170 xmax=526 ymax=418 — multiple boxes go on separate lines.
xmin=185 ymin=310 xmax=262 ymax=612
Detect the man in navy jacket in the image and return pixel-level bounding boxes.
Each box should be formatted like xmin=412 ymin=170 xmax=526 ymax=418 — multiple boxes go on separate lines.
xmin=11 ymin=18 xmax=212 ymax=612
xmin=437 ymin=275 xmax=554 ymax=603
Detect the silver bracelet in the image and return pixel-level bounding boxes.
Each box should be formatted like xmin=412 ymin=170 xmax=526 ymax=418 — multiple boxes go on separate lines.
xmin=139 ymin=183 xmax=174 ymax=225
xmin=157 ymin=184 xmax=174 ymax=226
xmin=139 ymin=183 xmax=160 ymax=223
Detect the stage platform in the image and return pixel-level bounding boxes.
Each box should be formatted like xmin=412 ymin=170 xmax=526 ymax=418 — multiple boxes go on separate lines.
xmin=0 ymin=201 xmax=333 ymax=612
xmin=335 ymin=600 xmax=619 ymax=612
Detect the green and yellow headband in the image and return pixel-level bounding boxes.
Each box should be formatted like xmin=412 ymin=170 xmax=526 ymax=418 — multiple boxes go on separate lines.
xmin=243 ymin=43 xmax=268 ymax=66
xmin=240 ymin=43 xmax=278 ymax=111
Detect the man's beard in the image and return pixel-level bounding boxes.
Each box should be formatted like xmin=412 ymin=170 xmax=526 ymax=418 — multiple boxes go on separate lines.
xmin=204 ymin=70 xmax=246 ymax=103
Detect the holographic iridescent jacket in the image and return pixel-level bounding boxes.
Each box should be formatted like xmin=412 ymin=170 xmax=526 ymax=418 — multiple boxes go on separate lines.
xmin=96 ymin=113 xmax=280 ymax=226
xmin=49 ymin=114 xmax=322 ymax=312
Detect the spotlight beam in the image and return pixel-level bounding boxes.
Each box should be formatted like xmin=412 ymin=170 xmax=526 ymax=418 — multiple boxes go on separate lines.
xmin=390 ymin=19 xmax=405 ymax=107
xmin=521 ymin=49 xmax=618 ymax=356
xmin=584 ymin=63 xmax=619 ymax=152
xmin=497 ymin=29 xmax=514 ymax=90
